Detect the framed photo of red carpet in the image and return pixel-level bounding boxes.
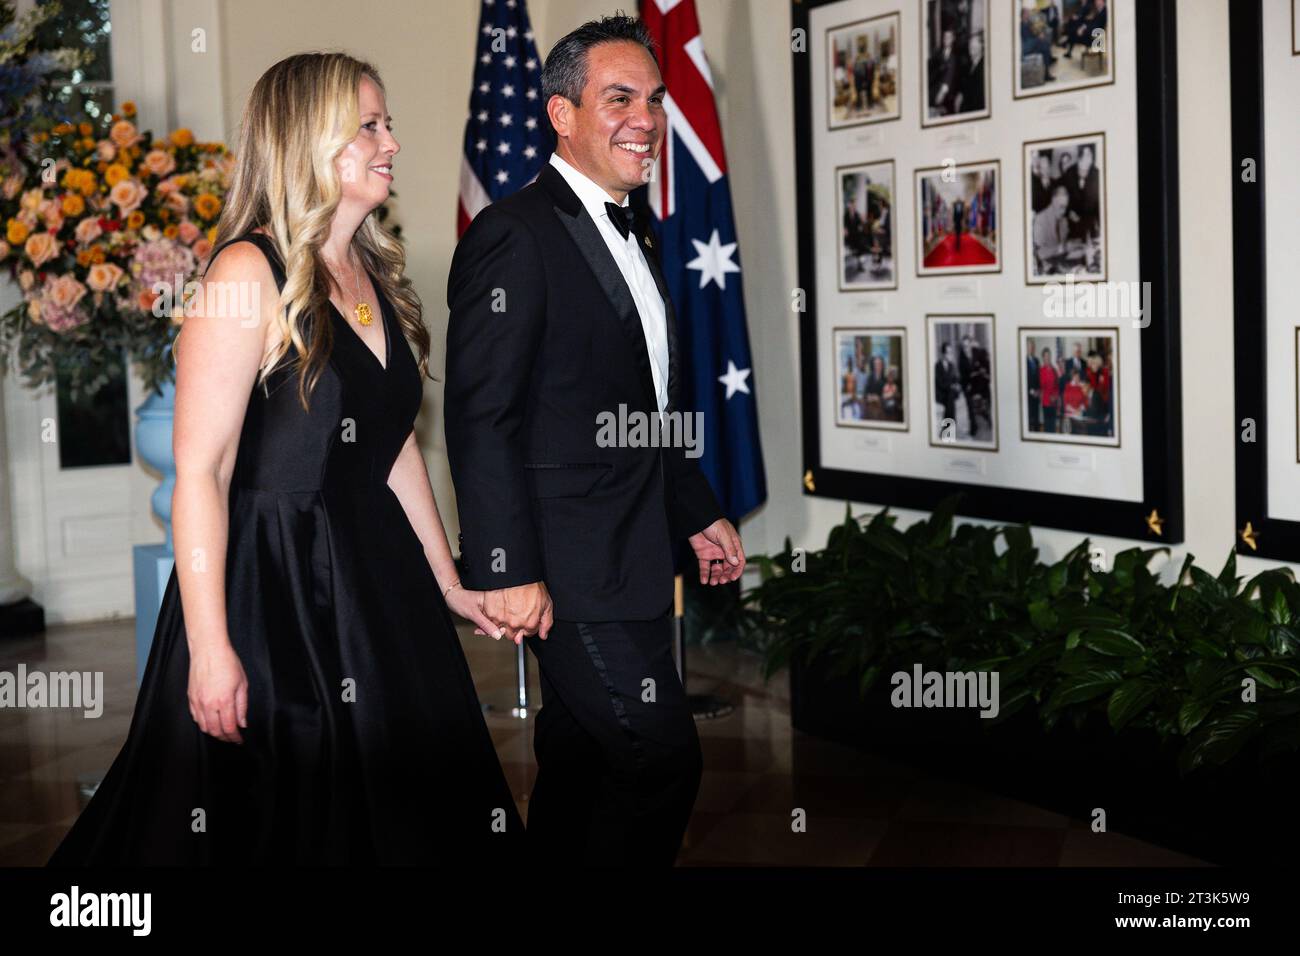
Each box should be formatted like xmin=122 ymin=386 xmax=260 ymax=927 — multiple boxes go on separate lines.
xmin=913 ymin=159 xmax=1001 ymax=276
xmin=794 ymin=0 xmax=1183 ymax=541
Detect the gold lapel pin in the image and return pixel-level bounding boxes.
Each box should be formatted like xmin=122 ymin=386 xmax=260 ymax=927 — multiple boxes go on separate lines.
xmin=1145 ymin=509 xmax=1164 ymax=536
xmin=803 ymin=469 xmax=816 ymax=492
xmin=643 ymin=234 xmax=652 ymax=248
xmin=1241 ymin=521 xmax=1259 ymax=551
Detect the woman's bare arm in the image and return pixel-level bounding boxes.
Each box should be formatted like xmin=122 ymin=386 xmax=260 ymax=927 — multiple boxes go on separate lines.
xmin=386 ymin=429 xmax=461 ymax=594
xmin=170 ymin=240 xmax=277 ymax=740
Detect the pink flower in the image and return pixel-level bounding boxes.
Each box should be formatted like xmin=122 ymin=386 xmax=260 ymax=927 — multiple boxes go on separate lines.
xmin=178 ymin=220 xmax=200 ymax=244
xmin=192 ymin=238 xmax=212 ymax=263
xmin=143 ymin=149 xmax=176 ymax=177
xmin=131 ymin=238 xmax=197 ymax=292
xmin=19 ymin=188 xmax=43 ymax=213
xmin=164 ymin=191 xmax=189 ymax=215
xmin=96 ymin=141 xmax=117 ymax=162
xmin=43 ymin=302 xmax=90 ymax=333
xmin=39 ymin=200 xmax=64 ymax=233
xmin=0 ymin=240 xmax=8 ymax=260
xmin=18 ymin=270 xmax=35 ymax=291
xmin=75 ymin=217 xmax=103 ymax=245
xmin=109 ymin=178 xmax=148 ymax=215
xmin=23 ymin=231 xmax=59 ymax=267
xmin=86 ymin=263 xmax=125 ymax=292
xmin=2 ymin=175 xmax=22 ymax=199
xmin=46 ymin=274 xmax=88 ymax=310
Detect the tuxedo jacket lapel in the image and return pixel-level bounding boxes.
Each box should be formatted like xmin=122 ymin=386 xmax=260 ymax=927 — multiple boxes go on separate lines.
xmin=540 ymin=164 xmax=660 ymax=413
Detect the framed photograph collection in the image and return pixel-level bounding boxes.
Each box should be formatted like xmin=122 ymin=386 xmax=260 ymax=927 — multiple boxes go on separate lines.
xmin=1231 ymin=0 xmax=1300 ymax=560
xmin=794 ymin=0 xmax=1183 ymax=540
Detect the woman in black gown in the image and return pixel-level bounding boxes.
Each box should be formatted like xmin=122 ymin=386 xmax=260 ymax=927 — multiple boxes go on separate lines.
xmin=47 ymin=53 xmax=524 ymax=865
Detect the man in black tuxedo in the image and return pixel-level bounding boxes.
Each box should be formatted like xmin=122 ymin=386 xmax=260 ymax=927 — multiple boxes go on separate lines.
xmin=934 ymin=343 xmax=961 ymax=434
xmin=444 ymin=15 xmax=745 ymax=866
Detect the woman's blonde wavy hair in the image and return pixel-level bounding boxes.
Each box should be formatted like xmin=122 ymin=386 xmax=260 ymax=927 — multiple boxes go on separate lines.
xmin=206 ymin=51 xmax=429 ymax=411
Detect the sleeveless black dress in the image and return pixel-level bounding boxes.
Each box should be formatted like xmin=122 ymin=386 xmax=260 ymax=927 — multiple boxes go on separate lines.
xmin=48 ymin=232 xmax=525 ymax=865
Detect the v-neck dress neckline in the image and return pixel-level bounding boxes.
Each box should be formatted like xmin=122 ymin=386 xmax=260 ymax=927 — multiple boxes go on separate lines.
xmin=329 ymin=283 xmax=391 ymax=372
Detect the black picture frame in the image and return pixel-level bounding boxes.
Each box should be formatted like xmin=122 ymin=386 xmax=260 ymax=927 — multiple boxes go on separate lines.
xmin=1231 ymin=0 xmax=1297 ymax=559
xmin=793 ymin=0 xmax=1183 ymax=542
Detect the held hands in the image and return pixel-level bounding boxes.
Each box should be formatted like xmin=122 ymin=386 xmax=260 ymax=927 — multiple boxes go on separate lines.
xmin=442 ymin=583 xmax=510 ymax=641
xmin=470 ymin=581 xmax=554 ymax=645
xmin=689 ymin=518 xmax=746 ymax=586
xmin=187 ymin=642 xmax=248 ymax=744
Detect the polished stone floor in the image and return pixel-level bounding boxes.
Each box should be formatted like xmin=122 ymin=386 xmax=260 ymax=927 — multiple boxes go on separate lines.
xmin=0 ymin=618 xmax=1206 ymax=866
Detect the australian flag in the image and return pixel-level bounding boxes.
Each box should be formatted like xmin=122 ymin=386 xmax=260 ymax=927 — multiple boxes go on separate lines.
xmin=457 ymin=0 xmax=552 ymax=236
xmin=638 ymin=0 xmax=766 ymax=522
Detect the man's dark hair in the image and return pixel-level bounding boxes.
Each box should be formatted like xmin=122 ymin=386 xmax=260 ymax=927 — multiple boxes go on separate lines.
xmin=541 ymin=12 xmax=659 ymax=107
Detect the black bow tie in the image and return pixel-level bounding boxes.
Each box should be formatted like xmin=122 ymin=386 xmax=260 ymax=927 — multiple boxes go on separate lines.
xmin=605 ymin=201 xmax=637 ymax=240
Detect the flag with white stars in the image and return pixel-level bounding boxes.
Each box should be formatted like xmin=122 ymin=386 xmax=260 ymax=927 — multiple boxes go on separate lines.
xmin=457 ymin=0 xmax=552 ymax=236
xmin=638 ymin=0 xmax=766 ymax=522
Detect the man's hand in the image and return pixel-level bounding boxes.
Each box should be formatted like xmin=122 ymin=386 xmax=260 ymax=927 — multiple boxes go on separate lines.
xmin=688 ymin=518 xmax=745 ymax=586
xmin=480 ymin=581 xmax=554 ymax=644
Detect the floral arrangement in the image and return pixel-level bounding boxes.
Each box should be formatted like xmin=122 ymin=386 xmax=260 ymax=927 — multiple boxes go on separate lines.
xmin=0 ymin=99 xmax=232 ymax=400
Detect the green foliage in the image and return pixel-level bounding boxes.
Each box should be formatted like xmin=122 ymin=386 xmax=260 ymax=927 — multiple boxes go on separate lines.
xmin=743 ymin=496 xmax=1300 ymax=774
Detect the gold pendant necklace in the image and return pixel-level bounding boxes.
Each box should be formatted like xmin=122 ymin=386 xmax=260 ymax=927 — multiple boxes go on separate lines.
xmin=332 ymin=249 xmax=373 ymax=326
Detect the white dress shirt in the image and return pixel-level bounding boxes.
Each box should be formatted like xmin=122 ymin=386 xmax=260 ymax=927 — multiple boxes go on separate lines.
xmin=549 ymin=152 xmax=670 ymax=415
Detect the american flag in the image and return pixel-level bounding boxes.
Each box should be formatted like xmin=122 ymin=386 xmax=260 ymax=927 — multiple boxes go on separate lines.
xmin=457 ymin=0 xmax=552 ymax=236
xmin=639 ymin=0 xmax=766 ymax=523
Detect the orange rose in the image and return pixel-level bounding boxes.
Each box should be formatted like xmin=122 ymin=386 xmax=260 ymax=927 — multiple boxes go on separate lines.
xmin=75 ymin=217 xmax=103 ymax=245
xmin=76 ymin=248 xmax=93 ymax=267
xmin=88 ymin=245 xmax=106 ymax=264
xmin=110 ymin=120 xmax=140 ymax=149
xmin=78 ymin=122 xmax=93 ymax=137
xmin=24 ymin=231 xmax=59 ymax=267
xmin=104 ymin=163 xmax=129 ymax=187
xmin=47 ymin=274 xmax=88 ymax=310
xmin=163 ymin=224 xmax=178 ymax=239
xmin=6 ymin=219 xmax=29 ymax=245
xmin=121 ymin=101 xmax=137 ymax=118
xmin=86 ymin=262 xmax=125 ymax=292
xmin=170 ymin=128 xmax=195 ymax=148
xmin=127 ymin=211 xmax=145 ymax=230
xmin=143 ymin=149 xmax=176 ymax=177
xmin=61 ymin=193 xmax=85 ymax=217
xmin=109 ymin=178 xmax=148 ymax=215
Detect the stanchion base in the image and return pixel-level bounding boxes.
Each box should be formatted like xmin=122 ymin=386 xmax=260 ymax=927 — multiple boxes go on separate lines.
xmin=481 ymin=702 xmax=531 ymax=720
xmin=688 ymin=693 xmax=733 ymax=721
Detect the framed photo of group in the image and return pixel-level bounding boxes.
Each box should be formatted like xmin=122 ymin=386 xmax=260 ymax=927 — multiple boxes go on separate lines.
xmin=794 ymin=0 xmax=1183 ymax=541
xmin=1231 ymin=0 xmax=1300 ymax=560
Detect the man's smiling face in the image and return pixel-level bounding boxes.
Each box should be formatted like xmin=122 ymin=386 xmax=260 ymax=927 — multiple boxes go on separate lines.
xmin=549 ymin=40 xmax=666 ymax=203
